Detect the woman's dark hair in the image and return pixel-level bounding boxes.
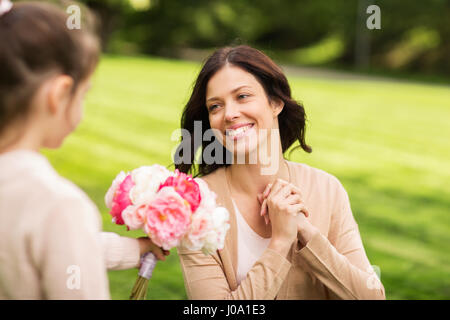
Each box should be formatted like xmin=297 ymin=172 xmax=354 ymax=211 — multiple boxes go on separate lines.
xmin=0 ymin=1 xmax=99 ymax=145
xmin=174 ymin=45 xmax=312 ymax=177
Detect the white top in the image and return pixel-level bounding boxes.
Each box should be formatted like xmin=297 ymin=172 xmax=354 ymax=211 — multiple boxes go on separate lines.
xmin=0 ymin=149 xmax=140 ymax=299
xmin=232 ymin=198 xmax=271 ymax=285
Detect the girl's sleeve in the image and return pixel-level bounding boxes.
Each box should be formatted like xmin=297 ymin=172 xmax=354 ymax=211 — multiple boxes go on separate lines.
xmin=293 ymin=179 xmax=386 ymax=300
xmin=98 ymin=232 xmax=141 ymax=270
xmin=30 ymin=196 xmax=110 ymax=299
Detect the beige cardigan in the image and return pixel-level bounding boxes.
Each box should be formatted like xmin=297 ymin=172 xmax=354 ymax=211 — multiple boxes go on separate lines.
xmin=177 ymin=160 xmax=386 ymax=299
xmin=0 ymin=150 xmax=141 ymax=299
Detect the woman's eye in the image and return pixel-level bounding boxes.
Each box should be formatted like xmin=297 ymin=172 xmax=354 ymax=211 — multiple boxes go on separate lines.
xmin=208 ymin=104 xmax=219 ymax=111
xmin=238 ymin=94 xmax=250 ymax=100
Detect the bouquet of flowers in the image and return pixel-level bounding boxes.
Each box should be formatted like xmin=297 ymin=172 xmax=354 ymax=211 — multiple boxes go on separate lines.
xmin=105 ymin=165 xmax=230 ymax=299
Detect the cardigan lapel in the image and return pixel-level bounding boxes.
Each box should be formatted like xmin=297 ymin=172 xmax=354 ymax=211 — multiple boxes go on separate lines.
xmin=209 ymin=160 xmax=298 ymax=293
xmin=211 ymin=167 xmax=239 ymax=291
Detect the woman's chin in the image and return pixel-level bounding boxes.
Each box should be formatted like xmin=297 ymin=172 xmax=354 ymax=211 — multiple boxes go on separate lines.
xmin=229 ymin=144 xmax=259 ymax=163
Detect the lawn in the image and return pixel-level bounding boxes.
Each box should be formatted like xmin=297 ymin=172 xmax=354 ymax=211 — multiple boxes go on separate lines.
xmin=43 ymin=55 xmax=450 ymax=300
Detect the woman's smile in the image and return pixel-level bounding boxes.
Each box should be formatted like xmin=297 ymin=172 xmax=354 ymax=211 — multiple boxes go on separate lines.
xmin=225 ymin=123 xmax=255 ymax=140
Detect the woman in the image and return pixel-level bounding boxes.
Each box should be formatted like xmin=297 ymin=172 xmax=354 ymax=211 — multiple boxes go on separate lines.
xmin=175 ymin=45 xmax=385 ymax=299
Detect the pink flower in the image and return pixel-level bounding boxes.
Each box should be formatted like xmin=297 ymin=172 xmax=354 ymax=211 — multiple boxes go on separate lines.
xmin=105 ymin=171 xmax=127 ymax=209
xmin=180 ymin=178 xmax=230 ymax=254
xmin=144 ymin=187 xmax=192 ymax=250
xmin=122 ymin=204 xmax=147 ymax=230
xmin=110 ymin=174 xmax=135 ymax=225
xmin=158 ymin=169 xmax=201 ymax=213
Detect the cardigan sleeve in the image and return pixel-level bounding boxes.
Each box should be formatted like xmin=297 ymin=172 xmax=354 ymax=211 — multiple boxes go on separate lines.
xmin=30 ymin=196 xmax=110 ymax=299
xmin=79 ymin=193 xmax=141 ymax=270
xmin=294 ymin=180 xmax=386 ymax=300
xmin=178 ymin=247 xmax=291 ymax=300
xmin=99 ymin=232 xmax=141 ymax=270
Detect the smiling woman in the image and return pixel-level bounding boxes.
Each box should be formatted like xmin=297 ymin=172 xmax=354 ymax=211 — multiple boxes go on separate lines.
xmin=176 ymin=46 xmax=312 ymax=177
xmin=206 ymin=66 xmax=283 ymax=161
xmin=174 ymin=45 xmax=386 ymax=300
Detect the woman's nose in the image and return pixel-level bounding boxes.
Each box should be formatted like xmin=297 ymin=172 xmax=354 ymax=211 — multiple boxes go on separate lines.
xmin=224 ymin=102 xmax=240 ymax=122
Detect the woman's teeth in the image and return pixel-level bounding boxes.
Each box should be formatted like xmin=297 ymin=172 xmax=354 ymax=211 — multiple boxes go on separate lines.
xmin=226 ymin=124 xmax=253 ymax=137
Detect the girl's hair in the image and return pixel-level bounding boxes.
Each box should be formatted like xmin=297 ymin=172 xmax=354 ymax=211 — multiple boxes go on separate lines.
xmin=174 ymin=45 xmax=312 ymax=177
xmin=0 ymin=1 xmax=100 ymax=141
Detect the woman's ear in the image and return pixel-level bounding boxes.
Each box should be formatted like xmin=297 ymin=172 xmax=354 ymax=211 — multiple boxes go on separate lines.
xmin=271 ymin=98 xmax=285 ymax=118
xmin=47 ymin=75 xmax=74 ymax=116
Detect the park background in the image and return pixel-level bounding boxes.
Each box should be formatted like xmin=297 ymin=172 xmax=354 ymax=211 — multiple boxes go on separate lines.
xmin=34 ymin=0 xmax=449 ymax=299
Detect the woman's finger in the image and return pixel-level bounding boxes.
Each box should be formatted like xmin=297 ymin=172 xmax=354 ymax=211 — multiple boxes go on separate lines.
xmin=264 ymin=212 xmax=270 ymax=225
xmin=290 ymin=203 xmax=309 ymax=218
xmin=286 ymin=193 xmax=302 ymax=205
xmin=260 ymin=198 xmax=267 ymax=216
xmin=268 ymin=179 xmax=288 ymax=198
xmin=289 ymin=183 xmax=304 ymax=199
xmin=276 ymin=184 xmax=294 ymax=200
xmin=263 ymin=183 xmax=272 ymax=198
xmin=257 ymin=193 xmax=263 ymax=205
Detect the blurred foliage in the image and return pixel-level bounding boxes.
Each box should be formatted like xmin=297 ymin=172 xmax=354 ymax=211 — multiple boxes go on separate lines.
xmin=75 ymin=0 xmax=450 ymax=75
xmin=74 ymin=0 xmax=450 ymax=75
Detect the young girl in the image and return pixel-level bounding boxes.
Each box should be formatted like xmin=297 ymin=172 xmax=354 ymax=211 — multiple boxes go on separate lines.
xmin=0 ymin=1 xmax=167 ymax=299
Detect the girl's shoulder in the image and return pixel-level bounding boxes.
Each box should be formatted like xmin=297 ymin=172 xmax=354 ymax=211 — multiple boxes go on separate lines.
xmin=32 ymin=164 xmax=98 ymax=217
xmin=0 ymin=150 xmax=98 ymax=214
xmin=0 ymin=150 xmax=101 ymax=234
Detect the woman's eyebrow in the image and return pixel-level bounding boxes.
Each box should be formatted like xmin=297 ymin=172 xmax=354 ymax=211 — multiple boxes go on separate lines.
xmin=206 ymin=85 xmax=251 ymax=102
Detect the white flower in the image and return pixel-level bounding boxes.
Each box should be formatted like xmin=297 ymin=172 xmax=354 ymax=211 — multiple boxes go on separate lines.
xmin=194 ymin=177 xmax=217 ymax=211
xmin=201 ymin=207 xmax=230 ymax=255
xmin=105 ymin=171 xmax=127 ymax=209
xmin=181 ymin=200 xmax=230 ymax=255
xmin=180 ymin=178 xmax=218 ymax=251
xmin=192 ymin=178 xmax=229 ymax=254
xmin=121 ymin=204 xmax=147 ymax=230
xmin=181 ymin=207 xmax=213 ymax=251
xmin=129 ymin=165 xmax=172 ymax=205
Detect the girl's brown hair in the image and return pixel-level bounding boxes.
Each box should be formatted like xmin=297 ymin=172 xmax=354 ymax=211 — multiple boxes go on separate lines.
xmin=174 ymin=45 xmax=312 ymax=177
xmin=0 ymin=1 xmax=100 ymax=143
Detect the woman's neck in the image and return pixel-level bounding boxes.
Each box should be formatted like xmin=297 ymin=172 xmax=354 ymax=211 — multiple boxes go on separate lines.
xmin=226 ymin=150 xmax=289 ymax=198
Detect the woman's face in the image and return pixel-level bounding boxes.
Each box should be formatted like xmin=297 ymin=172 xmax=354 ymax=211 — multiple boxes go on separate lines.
xmin=205 ymin=64 xmax=283 ymax=158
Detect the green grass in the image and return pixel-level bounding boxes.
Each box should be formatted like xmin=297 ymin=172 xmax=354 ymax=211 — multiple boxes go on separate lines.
xmin=43 ymin=54 xmax=450 ymax=300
